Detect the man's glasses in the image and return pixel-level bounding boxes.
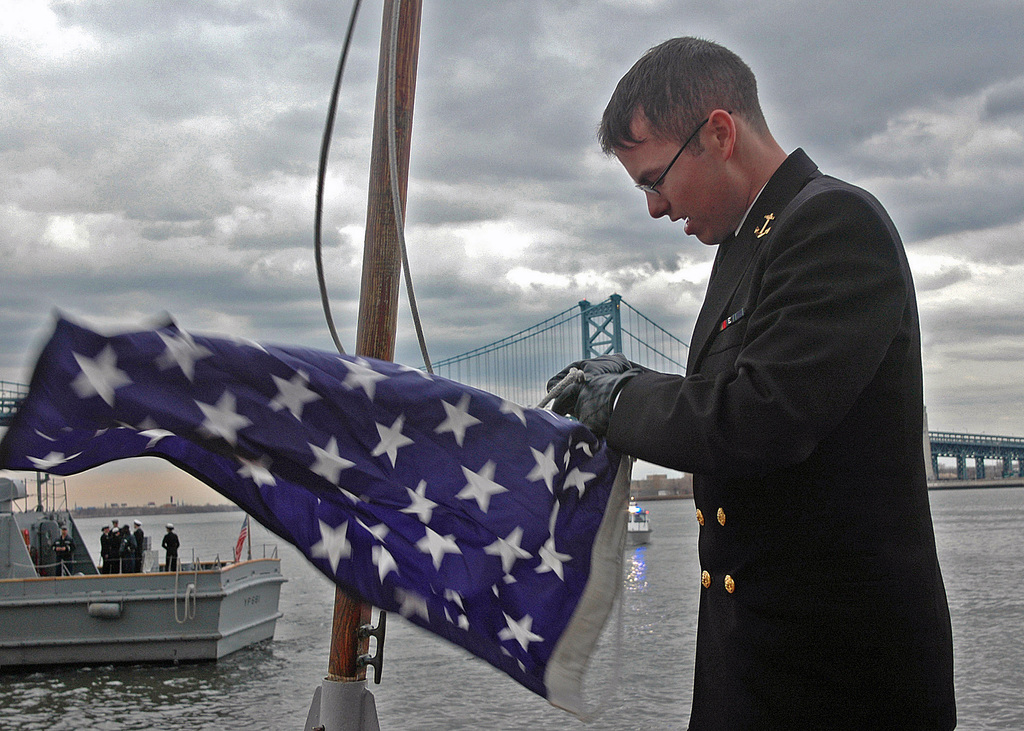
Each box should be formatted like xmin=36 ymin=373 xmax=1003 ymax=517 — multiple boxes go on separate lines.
xmin=635 ymin=116 xmax=710 ymax=196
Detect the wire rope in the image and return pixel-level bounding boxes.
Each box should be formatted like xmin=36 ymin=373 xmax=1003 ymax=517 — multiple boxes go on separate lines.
xmin=314 ymin=0 xmax=364 ymax=355
xmin=385 ymin=0 xmax=433 ymax=373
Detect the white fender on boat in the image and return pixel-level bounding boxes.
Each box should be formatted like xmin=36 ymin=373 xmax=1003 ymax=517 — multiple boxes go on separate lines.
xmin=87 ymin=602 xmax=122 ymax=619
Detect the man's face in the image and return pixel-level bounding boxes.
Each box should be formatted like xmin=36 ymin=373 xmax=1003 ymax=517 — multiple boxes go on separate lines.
xmin=614 ymin=112 xmax=744 ymax=245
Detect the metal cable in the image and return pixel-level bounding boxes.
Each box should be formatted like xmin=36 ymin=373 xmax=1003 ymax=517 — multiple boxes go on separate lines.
xmin=385 ymin=0 xmax=433 ymax=373
xmin=314 ymin=0 xmax=364 ymax=356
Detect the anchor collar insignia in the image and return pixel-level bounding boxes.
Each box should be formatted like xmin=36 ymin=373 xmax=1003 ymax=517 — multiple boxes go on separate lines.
xmin=740 ymin=148 xmax=819 ymax=244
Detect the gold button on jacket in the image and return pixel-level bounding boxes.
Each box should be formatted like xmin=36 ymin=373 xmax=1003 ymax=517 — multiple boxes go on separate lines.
xmin=717 ymin=507 xmax=726 ymax=526
xmin=724 ymin=574 xmax=735 ymax=593
xmin=701 ymin=570 xmax=711 ymax=588
xmin=696 ymin=508 xmax=704 ymax=526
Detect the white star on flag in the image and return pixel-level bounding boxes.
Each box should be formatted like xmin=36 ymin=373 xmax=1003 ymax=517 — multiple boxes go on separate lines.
xmin=435 ymin=393 xmax=481 ymax=447
xmin=498 ymin=612 xmax=544 ymax=652
xmin=395 ymin=363 xmax=432 ymax=380
xmin=416 ymin=525 xmax=462 ymax=570
xmin=401 ymin=480 xmax=436 ymax=523
xmin=372 ymin=414 xmax=414 ymax=467
xmin=457 ymin=460 xmax=509 ymax=512
xmin=238 ymin=456 xmax=276 ymax=487
xmin=527 ymin=443 xmax=560 ymax=493
xmin=310 ymin=519 xmax=352 ymax=573
xmin=445 ymin=588 xmax=466 ymax=611
xmin=156 ymin=330 xmax=212 ymax=381
xmin=499 ymin=399 xmax=527 ymax=425
xmin=358 ymin=517 xmax=390 ymax=543
xmin=309 ymin=436 xmax=355 ymax=485
xmin=444 ymin=589 xmax=470 ymax=629
xmin=72 ymin=345 xmax=132 ymax=406
xmin=270 ymin=369 xmax=320 ymax=420
xmin=535 ymin=503 xmax=571 ymax=580
xmin=223 ymin=333 xmax=269 ymax=353
xmin=28 ymin=451 xmax=80 ymax=471
xmin=484 ymin=526 xmax=532 ymax=574
xmin=339 ymin=357 xmax=388 ymax=401
xmin=395 ymin=587 xmax=430 ymax=620
xmin=139 ymin=428 xmax=175 ymax=449
xmin=563 ymin=467 xmax=597 ymax=498
xmin=372 ymin=544 xmax=399 ymax=583
xmin=535 ymin=536 xmax=572 ymax=581
xmin=196 ymin=390 xmax=251 ymax=446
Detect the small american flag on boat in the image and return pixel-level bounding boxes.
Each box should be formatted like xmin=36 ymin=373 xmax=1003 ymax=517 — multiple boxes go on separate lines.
xmin=234 ymin=514 xmax=249 ymax=562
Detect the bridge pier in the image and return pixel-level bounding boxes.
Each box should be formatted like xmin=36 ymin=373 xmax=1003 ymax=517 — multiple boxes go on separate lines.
xmin=578 ymin=295 xmax=623 ymax=358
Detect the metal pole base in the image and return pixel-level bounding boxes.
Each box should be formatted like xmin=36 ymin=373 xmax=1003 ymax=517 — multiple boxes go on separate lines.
xmin=304 ymin=678 xmax=381 ymax=731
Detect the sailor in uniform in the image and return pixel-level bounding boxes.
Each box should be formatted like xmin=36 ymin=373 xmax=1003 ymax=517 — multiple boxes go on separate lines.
xmin=548 ymin=37 xmax=955 ymax=729
xmin=132 ymin=519 xmax=145 ymax=572
xmin=162 ymin=523 xmax=180 ymax=572
xmin=51 ymin=525 xmax=76 ymax=576
xmin=99 ymin=524 xmax=114 ymax=573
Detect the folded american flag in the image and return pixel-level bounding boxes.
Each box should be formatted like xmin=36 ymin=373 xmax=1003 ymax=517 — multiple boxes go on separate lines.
xmin=0 ymin=316 xmax=629 ymax=714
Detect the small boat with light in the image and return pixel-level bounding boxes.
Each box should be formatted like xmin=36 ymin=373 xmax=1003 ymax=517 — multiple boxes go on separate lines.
xmin=627 ymin=502 xmax=652 ymax=546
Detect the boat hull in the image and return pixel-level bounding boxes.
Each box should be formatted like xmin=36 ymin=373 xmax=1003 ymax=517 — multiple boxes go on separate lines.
xmin=626 ymin=528 xmax=651 ymax=546
xmin=0 ymin=558 xmax=285 ymax=668
xmin=627 ymin=502 xmax=652 ymax=546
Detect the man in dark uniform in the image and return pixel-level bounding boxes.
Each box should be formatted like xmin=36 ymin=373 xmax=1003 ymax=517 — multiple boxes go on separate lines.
xmin=132 ymin=519 xmax=145 ymax=572
xmin=109 ymin=519 xmax=121 ymax=572
xmin=118 ymin=524 xmax=138 ymax=573
xmin=51 ymin=525 xmax=75 ymax=576
xmin=549 ymin=37 xmax=955 ymax=729
xmin=162 ymin=523 xmax=180 ymax=571
xmin=99 ymin=524 xmax=112 ymax=573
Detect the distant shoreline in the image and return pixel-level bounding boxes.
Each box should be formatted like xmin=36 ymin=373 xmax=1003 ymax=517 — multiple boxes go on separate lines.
xmin=72 ymin=504 xmax=242 ymax=519
xmin=69 ymin=477 xmax=1022 ymax=519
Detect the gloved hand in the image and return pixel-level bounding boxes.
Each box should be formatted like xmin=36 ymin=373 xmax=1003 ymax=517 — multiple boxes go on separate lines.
xmin=545 ymin=358 xmax=643 ymax=437
xmin=561 ymin=366 xmax=638 ymax=436
xmin=545 ymin=354 xmax=636 ymax=394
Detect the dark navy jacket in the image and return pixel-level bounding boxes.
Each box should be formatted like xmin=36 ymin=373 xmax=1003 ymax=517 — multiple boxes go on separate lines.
xmin=608 ymin=150 xmax=956 ymax=729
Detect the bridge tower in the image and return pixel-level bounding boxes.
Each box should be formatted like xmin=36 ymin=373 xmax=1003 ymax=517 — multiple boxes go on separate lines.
xmin=579 ymin=294 xmax=623 ymax=358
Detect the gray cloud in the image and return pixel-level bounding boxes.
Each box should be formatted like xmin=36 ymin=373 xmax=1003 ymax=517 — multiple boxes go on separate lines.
xmin=1 ymin=0 xmax=1023 ymax=443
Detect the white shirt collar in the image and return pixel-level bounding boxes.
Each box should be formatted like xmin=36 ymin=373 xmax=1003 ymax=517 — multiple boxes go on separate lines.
xmin=734 ymin=182 xmax=769 ymax=238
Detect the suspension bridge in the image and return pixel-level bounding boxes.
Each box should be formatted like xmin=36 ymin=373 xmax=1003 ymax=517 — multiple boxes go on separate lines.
xmin=1 ymin=295 xmax=1022 ymax=483
xmin=430 ymin=294 xmax=688 ymax=408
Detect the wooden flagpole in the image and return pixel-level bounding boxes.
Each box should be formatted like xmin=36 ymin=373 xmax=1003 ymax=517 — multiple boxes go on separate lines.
xmin=326 ymin=0 xmax=422 ymax=683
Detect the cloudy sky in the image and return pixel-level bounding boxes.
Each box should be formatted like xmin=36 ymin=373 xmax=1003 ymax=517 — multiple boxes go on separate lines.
xmin=2 ymin=0 xmax=1023 ymax=504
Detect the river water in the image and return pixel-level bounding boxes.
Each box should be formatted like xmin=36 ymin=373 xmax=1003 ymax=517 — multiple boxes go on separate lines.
xmin=1 ymin=487 xmax=1021 ymax=730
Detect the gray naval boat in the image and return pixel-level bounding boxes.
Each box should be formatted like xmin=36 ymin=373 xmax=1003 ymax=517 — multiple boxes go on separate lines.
xmin=0 ymin=476 xmax=285 ymax=669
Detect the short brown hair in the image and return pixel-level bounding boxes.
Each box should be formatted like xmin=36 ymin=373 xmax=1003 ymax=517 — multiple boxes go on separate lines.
xmin=599 ymin=37 xmax=768 ymax=153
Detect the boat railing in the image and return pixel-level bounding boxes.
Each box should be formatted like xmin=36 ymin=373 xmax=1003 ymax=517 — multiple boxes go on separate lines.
xmin=3 ymin=473 xmax=69 ymax=515
xmin=176 ymin=542 xmax=279 ymax=572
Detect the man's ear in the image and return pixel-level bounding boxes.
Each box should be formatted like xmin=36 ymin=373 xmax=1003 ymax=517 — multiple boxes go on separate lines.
xmin=706 ymin=108 xmax=736 ymax=160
